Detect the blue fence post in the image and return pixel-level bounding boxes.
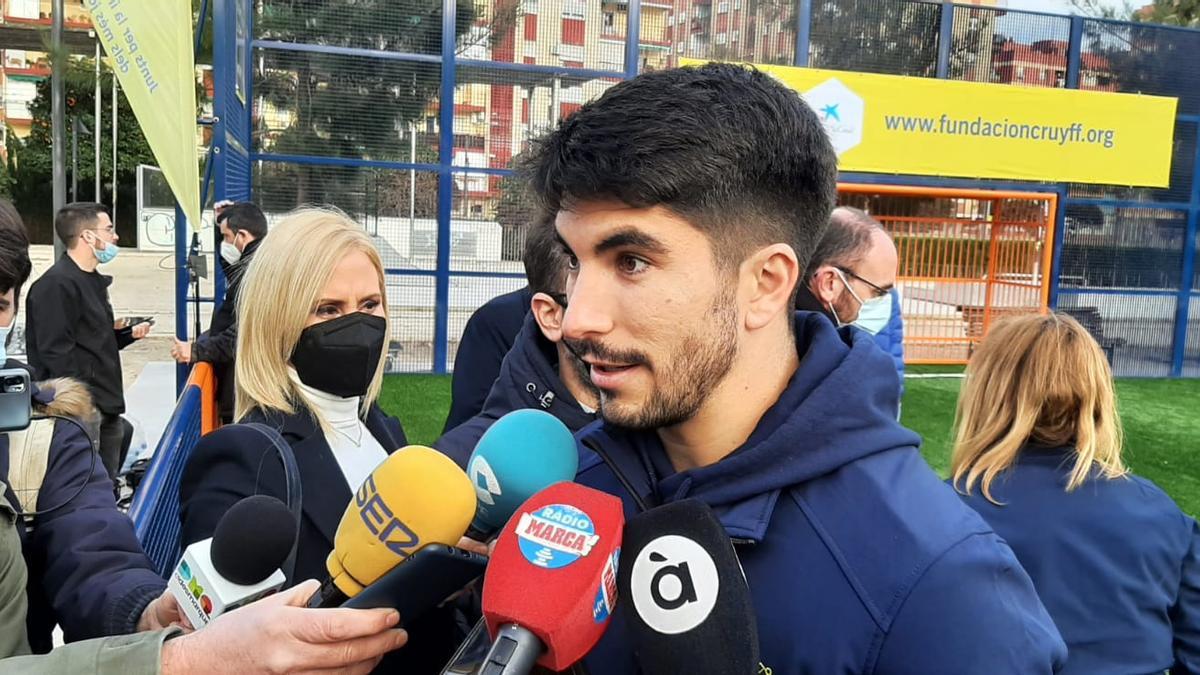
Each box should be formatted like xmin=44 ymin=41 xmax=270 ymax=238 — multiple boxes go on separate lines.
xmin=174 ymin=204 xmax=189 ymax=394
xmin=936 ymin=1 xmax=954 ymax=79
xmin=1049 ymin=186 xmax=1068 ymax=309
xmin=1172 ymin=121 xmax=1200 ymax=376
xmin=625 ymin=0 xmax=641 ymax=78
xmin=794 ymin=0 xmax=812 ymax=67
xmin=1066 ymin=16 xmax=1083 ymax=89
xmin=433 ymin=0 xmax=456 ymax=374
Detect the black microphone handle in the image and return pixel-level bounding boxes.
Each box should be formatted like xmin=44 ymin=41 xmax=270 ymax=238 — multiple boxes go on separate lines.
xmin=465 ymin=523 xmax=496 ymax=543
xmin=306 ymin=576 xmax=350 ymax=609
xmin=479 ymin=624 xmax=543 ymax=675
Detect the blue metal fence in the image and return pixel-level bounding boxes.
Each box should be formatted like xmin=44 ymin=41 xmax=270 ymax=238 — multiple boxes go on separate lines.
xmin=199 ymin=0 xmax=1200 ymax=377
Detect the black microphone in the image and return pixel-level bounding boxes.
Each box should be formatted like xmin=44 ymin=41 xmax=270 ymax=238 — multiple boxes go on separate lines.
xmin=168 ymin=495 xmax=298 ymax=628
xmin=617 ymin=499 xmax=759 ymax=674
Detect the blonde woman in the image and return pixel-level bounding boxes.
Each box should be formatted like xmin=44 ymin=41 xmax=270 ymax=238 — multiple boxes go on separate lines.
xmin=179 ymin=209 xmax=462 ymax=670
xmin=951 ymin=312 xmax=1200 ymax=674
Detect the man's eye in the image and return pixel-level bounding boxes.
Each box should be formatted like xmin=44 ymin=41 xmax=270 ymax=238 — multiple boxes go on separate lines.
xmin=618 ymin=255 xmax=648 ymax=275
xmin=566 ymin=254 xmax=579 ymax=271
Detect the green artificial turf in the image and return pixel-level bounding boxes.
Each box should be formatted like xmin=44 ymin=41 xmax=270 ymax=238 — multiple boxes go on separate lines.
xmin=383 ymin=372 xmax=1200 ymax=515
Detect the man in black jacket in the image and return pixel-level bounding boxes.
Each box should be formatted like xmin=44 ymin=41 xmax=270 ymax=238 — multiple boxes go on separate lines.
xmin=171 ymin=202 xmax=267 ymax=422
xmin=434 ymin=220 xmax=598 ymax=466
xmin=25 ymin=203 xmax=149 ymax=481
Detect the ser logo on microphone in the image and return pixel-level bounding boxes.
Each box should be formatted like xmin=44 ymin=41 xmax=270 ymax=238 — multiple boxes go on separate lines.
xmin=356 ymin=474 xmax=421 ymax=558
xmin=629 ymin=535 xmax=719 ymax=634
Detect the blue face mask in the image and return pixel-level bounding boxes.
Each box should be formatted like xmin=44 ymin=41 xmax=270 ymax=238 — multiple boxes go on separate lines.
xmin=92 ymin=239 xmax=119 ymax=264
xmin=830 ymin=269 xmax=892 ymax=335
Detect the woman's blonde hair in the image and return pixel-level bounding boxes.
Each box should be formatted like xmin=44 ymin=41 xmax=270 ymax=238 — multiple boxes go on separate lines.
xmin=234 ymin=207 xmax=389 ymax=423
xmin=950 ymin=312 xmax=1126 ymax=503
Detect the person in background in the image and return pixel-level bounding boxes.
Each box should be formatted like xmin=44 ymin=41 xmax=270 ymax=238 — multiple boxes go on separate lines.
xmin=179 ymin=208 xmax=460 ymax=672
xmin=171 ymin=202 xmax=268 ymax=423
xmin=443 ymin=284 xmax=533 ymax=433
xmin=25 ymin=203 xmax=150 ymax=482
xmin=0 ymin=216 xmax=181 ymax=655
xmin=794 ymin=206 xmax=904 ymax=397
xmin=434 ymin=219 xmax=598 ymax=466
xmin=526 ymin=62 xmax=1064 ymax=673
xmin=951 ymin=312 xmax=1200 ymax=674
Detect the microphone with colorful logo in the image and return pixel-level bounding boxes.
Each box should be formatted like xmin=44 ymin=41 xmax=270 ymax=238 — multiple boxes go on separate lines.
xmin=168 ymin=495 xmax=298 ymax=629
xmin=466 ymin=409 xmax=579 ymax=541
xmin=306 ymin=445 xmax=478 ymax=609
xmin=478 ymin=481 xmax=625 ymax=674
xmin=617 ymin=499 xmax=760 ymax=674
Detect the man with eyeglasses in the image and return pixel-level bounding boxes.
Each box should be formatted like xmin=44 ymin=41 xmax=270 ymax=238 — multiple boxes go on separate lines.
xmin=25 ymin=203 xmax=151 ymax=484
xmin=795 ymin=206 xmax=905 ymax=403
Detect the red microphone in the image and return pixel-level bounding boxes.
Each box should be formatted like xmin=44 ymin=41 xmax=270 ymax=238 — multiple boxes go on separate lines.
xmin=479 ymin=482 xmax=625 ymax=673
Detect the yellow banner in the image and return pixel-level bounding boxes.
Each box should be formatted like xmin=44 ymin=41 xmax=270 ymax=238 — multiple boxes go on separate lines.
xmin=685 ymin=60 xmax=1178 ymax=187
xmin=87 ymin=0 xmax=200 ymax=227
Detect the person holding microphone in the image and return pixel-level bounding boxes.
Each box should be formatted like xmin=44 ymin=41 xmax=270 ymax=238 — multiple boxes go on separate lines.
xmin=178 ymin=207 xmax=460 ymax=670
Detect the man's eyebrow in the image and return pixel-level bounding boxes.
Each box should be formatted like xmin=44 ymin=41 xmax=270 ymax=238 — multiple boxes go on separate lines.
xmin=593 ymin=227 xmax=669 ymax=256
xmin=554 ymin=232 xmax=573 ymax=254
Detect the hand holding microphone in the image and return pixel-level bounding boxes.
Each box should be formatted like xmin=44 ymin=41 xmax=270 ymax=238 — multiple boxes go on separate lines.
xmin=167 ymin=495 xmax=298 ymax=629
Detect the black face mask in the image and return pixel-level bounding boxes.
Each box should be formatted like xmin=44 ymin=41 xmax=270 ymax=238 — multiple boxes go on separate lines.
xmin=291 ymin=312 xmax=387 ymax=398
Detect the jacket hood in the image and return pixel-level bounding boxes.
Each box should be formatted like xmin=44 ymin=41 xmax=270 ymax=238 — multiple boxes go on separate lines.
xmin=482 ymin=313 xmax=596 ymax=431
xmin=581 ymin=311 xmax=917 ymax=524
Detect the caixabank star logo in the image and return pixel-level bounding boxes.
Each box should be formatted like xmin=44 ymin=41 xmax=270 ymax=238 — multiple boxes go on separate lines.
xmin=802 ymin=78 xmax=864 ymax=156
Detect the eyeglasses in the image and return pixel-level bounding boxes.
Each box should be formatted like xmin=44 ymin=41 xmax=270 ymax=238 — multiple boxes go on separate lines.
xmin=836 ymin=267 xmax=888 ymax=298
xmin=88 ymin=226 xmax=116 ymax=235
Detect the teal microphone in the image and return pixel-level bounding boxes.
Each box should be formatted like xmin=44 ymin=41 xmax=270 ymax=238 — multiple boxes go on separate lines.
xmin=465 ymin=409 xmax=579 ymax=540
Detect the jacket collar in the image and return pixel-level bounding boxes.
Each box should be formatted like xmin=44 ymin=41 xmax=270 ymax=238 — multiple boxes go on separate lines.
xmin=579 ymin=425 xmax=779 ymax=542
xmin=246 ymin=404 xmax=401 ymax=546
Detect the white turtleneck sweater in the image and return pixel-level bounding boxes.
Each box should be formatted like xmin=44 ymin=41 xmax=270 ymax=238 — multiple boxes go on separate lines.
xmin=288 ymin=369 xmax=387 ymax=492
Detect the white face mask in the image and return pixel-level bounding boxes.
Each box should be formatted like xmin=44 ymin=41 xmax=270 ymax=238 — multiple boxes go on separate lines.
xmin=829 ymin=269 xmax=892 ymax=335
xmin=220 ymin=240 xmax=242 ymax=265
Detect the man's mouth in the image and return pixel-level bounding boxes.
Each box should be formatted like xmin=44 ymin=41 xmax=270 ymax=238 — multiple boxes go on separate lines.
xmin=588 ymin=361 xmax=636 ymax=376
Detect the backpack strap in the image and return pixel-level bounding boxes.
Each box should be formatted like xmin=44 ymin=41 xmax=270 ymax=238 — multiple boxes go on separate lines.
xmin=240 ymin=422 xmax=303 ymax=584
xmin=6 ymin=419 xmax=57 ymax=527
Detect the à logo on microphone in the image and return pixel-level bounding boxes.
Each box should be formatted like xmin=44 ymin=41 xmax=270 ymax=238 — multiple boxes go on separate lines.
xmin=629 ymin=535 xmax=719 ymax=635
xmin=516 ymin=504 xmax=600 ymax=569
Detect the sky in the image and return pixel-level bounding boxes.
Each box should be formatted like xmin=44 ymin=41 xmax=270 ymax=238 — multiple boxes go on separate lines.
xmin=1000 ymin=0 xmax=1134 ymax=17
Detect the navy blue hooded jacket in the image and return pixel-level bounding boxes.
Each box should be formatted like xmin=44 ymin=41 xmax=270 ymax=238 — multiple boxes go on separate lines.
xmin=954 ymin=447 xmax=1200 ymax=674
xmin=576 ymin=313 xmax=1066 ymax=674
xmin=444 ymin=287 xmax=533 ymax=432
xmin=872 ymin=289 xmax=904 ymax=395
xmin=435 ymin=313 xmax=597 ymax=468
xmin=0 ymin=372 xmax=163 ymax=653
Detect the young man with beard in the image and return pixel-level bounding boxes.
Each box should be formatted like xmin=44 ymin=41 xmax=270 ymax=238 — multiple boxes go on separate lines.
xmin=522 ymin=63 xmax=1066 ymax=673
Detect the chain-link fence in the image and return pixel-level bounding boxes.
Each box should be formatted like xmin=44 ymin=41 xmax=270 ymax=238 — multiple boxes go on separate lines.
xmin=208 ymin=0 xmax=1200 ymax=377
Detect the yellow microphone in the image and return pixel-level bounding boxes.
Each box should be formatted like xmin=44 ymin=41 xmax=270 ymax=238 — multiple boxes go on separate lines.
xmin=307 ymin=445 xmax=476 ymax=607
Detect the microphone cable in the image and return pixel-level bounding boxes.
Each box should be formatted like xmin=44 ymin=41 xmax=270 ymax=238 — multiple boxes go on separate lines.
xmin=9 ymin=414 xmax=99 ymax=530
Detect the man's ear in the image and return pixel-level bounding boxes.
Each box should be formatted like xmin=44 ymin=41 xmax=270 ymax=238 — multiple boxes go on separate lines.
xmin=811 ymin=265 xmax=842 ymax=305
xmin=742 ymin=244 xmax=799 ymax=331
xmin=531 ymin=292 xmax=565 ymax=342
